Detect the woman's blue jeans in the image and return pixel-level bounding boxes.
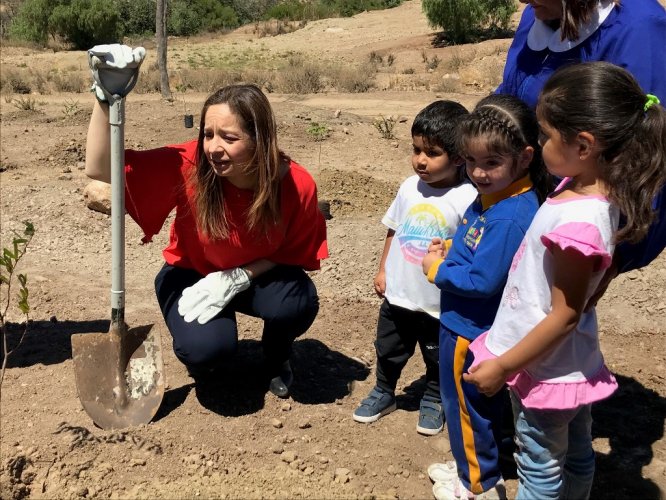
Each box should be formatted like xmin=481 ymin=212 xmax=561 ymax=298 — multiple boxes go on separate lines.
xmin=511 ymin=392 xmax=595 ymax=500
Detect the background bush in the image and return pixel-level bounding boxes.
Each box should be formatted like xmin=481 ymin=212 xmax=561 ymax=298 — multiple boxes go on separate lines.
xmin=49 ymin=0 xmax=120 ymax=48
xmin=422 ymin=0 xmax=515 ymax=43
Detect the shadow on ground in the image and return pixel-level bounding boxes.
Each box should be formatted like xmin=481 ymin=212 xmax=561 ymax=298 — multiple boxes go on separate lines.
xmin=160 ymin=338 xmax=370 ymax=418
xmin=2 ymin=319 xmax=109 ymax=367
xmin=4 ymin=321 xmax=369 ymax=420
xmin=591 ymin=373 xmax=666 ymax=499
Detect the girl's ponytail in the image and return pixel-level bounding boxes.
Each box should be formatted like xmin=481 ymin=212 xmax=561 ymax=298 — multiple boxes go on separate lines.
xmin=606 ymin=100 xmax=666 ymax=243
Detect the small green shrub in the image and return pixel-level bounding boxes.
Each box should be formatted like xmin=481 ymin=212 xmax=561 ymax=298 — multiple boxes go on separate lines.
xmin=0 ymin=221 xmax=34 ymax=394
xmin=307 ymin=122 xmax=330 ymax=166
xmin=373 ymin=115 xmax=396 ymax=139
xmin=307 ymin=122 xmax=330 ymax=142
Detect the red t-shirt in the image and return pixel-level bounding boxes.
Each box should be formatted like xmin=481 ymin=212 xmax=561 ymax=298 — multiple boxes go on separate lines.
xmin=124 ymin=140 xmax=328 ymax=275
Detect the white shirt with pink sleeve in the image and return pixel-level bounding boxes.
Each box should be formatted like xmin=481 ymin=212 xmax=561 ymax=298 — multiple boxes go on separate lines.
xmin=470 ymin=182 xmax=620 ymax=410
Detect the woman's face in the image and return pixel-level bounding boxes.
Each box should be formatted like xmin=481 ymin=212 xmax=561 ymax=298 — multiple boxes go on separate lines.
xmin=202 ymin=103 xmax=256 ymax=188
xmin=520 ymin=0 xmax=563 ymax=21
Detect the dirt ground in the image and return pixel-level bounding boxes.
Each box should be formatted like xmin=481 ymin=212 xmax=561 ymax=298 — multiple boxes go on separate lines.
xmin=1 ymin=1 xmax=665 ymax=499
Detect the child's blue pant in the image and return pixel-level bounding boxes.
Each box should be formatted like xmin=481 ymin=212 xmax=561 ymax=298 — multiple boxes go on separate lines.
xmin=439 ymin=325 xmax=504 ymax=494
xmin=511 ymin=392 xmax=595 ymax=500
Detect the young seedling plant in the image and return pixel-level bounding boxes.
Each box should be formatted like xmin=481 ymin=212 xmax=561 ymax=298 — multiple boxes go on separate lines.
xmin=307 ymin=122 xmax=330 ymax=167
xmin=62 ymin=98 xmax=81 ymax=119
xmin=373 ymin=115 xmax=396 ymax=140
xmin=0 ymin=221 xmax=34 ymax=401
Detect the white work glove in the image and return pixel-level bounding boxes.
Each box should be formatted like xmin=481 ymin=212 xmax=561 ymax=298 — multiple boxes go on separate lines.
xmin=177 ymin=268 xmax=251 ymax=324
xmin=88 ymin=44 xmax=146 ymax=101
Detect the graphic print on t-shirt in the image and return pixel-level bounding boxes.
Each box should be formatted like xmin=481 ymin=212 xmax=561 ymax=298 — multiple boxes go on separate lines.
xmin=395 ymin=203 xmax=448 ymax=264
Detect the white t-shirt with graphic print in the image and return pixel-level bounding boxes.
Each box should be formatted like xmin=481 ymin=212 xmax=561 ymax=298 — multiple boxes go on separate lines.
xmin=382 ymin=175 xmax=477 ymax=318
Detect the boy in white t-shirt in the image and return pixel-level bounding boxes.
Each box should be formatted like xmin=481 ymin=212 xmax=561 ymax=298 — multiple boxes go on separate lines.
xmin=353 ymin=101 xmax=477 ymax=435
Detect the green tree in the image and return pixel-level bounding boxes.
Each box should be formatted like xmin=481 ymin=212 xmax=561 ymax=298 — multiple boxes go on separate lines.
xmin=118 ymin=0 xmax=155 ymax=36
xmin=49 ymin=0 xmax=120 ymax=48
xmin=203 ymin=1 xmax=239 ymax=31
xmin=7 ymin=0 xmax=55 ymax=44
xmin=168 ymin=0 xmax=239 ymax=36
xmin=232 ymin=0 xmax=277 ymax=23
xmin=422 ymin=0 xmax=515 ymax=43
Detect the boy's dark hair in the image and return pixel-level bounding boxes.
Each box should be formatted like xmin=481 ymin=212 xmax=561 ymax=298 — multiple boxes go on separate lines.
xmin=539 ymin=61 xmax=666 ymax=244
xmin=459 ymin=93 xmax=552 ymax=203
xmin=411 ymin=100 xmax=469 ymax=157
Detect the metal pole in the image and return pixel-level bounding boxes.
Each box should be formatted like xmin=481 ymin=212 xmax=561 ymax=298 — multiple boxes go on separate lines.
xmin=109 ymin=97 xmax=125 ymax=328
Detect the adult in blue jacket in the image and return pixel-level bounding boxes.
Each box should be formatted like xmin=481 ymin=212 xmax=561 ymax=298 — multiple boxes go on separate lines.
xmin=498 ymin=0 xmax=666 ymax=274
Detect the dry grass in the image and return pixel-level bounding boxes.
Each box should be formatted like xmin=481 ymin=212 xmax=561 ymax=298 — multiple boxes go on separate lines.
xmin=327 ymin=64 xmax=375 ymax=93
xmin=0 ymin=66 xmax=87 ymax=95
xmin=0 ymin=43 xmax=377 ymax=96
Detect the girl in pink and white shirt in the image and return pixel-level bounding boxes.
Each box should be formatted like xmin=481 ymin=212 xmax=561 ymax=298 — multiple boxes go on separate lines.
xmin=464 ymin=62 xmax=666 ymax=500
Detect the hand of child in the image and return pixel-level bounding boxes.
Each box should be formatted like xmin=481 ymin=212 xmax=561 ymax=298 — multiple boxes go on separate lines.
xmin=428 ymin=237 xmax=444 ymax=255
xmin=463 ymin=359 xmax=508 ymax=397
xmin=373 ymin=270 xmax=386 ymax=297
xmin=422 ymin=251 xmax=441 ymax=276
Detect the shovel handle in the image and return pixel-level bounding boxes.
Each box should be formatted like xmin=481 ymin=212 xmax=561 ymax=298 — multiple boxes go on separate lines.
xmin=109 ymin=98 xmax=126 ymax=328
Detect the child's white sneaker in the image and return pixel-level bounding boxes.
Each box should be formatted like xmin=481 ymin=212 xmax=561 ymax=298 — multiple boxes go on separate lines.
xmin=432 ymin=476 xmax=506 ymax=500
xmin=427 ymin=461 xmax=458 ymax=483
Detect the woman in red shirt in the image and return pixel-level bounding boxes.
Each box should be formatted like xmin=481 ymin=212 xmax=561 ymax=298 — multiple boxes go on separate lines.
xmin=86 ymin=83 xmax=328 ymax=398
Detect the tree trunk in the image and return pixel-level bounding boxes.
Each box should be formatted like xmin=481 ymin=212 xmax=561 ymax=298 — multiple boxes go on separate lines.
xmin=156 ymin=0 xmax=172 ymax=100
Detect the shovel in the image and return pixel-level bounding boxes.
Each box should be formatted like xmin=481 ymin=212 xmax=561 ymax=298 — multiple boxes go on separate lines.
xmin=72 ymin=46 xmax=164 ymax=429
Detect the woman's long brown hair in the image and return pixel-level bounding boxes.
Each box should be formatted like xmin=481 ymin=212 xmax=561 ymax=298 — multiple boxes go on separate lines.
xmin=192 ymin=84 xmax=286 ymax=240
xmin=560 ymin=0 xmax=618 ymax=41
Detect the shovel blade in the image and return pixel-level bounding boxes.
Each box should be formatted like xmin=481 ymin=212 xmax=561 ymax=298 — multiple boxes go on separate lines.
xmin=71 ymin=323 xmax=165 ymax=429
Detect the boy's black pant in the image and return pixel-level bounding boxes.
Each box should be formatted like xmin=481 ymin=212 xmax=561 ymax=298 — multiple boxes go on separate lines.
xmin=374 ymin=299 xmax=441 ymax=401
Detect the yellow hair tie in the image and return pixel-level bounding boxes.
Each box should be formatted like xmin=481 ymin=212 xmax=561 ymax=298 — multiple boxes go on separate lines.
xmin=644 ymin=94 xmax=660 ymax=111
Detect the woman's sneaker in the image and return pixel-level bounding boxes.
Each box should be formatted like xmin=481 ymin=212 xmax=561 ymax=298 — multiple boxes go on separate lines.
xmin=416 ymin=397 xmax=444 ymax=435
xmin=352 ymin=386 xmax=396 ymax=423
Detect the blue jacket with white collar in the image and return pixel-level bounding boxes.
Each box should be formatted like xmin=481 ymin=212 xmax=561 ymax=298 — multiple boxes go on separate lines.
xmin=497 ymin=1 xmax=666 ymax=272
